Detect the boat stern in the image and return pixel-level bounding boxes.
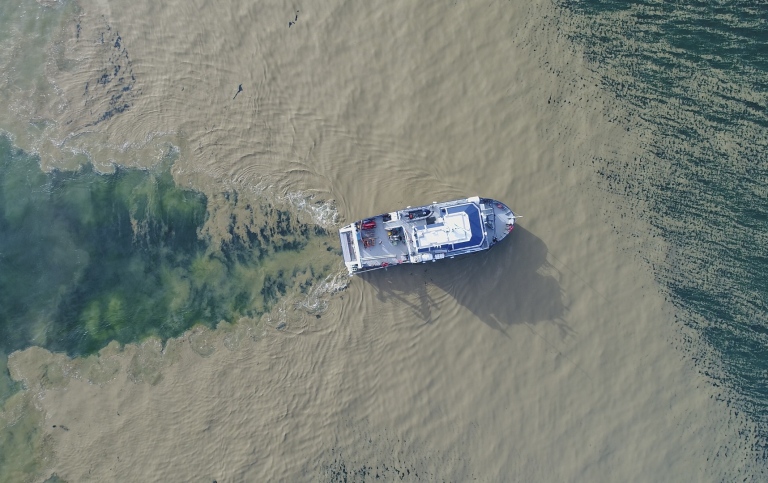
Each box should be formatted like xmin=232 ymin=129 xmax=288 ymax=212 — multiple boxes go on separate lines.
xmin=338 ymin=224 xmax=360 ymax=275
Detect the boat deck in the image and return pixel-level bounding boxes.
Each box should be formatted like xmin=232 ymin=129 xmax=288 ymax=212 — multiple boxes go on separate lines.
xmin=340 ymin=196 xmax=516 ymax=274
xmin=356 ymin=218 xmax=410 ymax=265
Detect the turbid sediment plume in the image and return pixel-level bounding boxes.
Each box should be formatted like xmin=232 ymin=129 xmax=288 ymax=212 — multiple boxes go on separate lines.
xmin=0 ymin=0 xmax=763 ymax=481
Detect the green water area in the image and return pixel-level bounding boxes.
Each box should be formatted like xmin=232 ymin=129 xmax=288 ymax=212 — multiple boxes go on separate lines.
xmin=0 ymin=135 xmax=338 ymax=362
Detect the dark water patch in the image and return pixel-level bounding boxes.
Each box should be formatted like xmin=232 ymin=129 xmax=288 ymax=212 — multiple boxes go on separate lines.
xmin=42 ymin=474 xmax=67 ymax=483
xmin=0 ymin=135 xmax=337 ymax=359
xmin=77 ymin=20 xmax=139 ymax=126
xmin=309 ymin=424 xmax=473 ymax=482
xmin=0 ymin=351 xmax=20 ymax=405
xmin=321 ymin=454 xmax=419 ymax=482
xmin=559 ymin=0 xmax=768 ymax=468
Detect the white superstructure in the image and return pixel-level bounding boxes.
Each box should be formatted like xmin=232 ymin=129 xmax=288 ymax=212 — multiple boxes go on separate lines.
xmin=338 ymin=196 xmax=516 ymax=275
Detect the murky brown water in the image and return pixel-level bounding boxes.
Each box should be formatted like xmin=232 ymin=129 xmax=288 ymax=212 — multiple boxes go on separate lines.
xmin=0 ymin=0 xmax=761 ymax=481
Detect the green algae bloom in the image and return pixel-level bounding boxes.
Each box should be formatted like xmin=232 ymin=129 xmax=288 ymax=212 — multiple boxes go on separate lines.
xmin=0 ymin=135 xmax=338 ymax=358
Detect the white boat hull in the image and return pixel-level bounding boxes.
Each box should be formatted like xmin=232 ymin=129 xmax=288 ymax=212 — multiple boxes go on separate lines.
xmin=338 ymin=196 xmax=515 ymax=275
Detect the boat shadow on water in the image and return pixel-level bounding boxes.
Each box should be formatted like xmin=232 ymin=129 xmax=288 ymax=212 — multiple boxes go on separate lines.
xmin=359 ymin=226 xmax=569 ymax=334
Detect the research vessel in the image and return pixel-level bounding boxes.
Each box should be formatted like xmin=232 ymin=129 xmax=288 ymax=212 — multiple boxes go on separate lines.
xmin=339 ymin=196 xmax=516 ymax=275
